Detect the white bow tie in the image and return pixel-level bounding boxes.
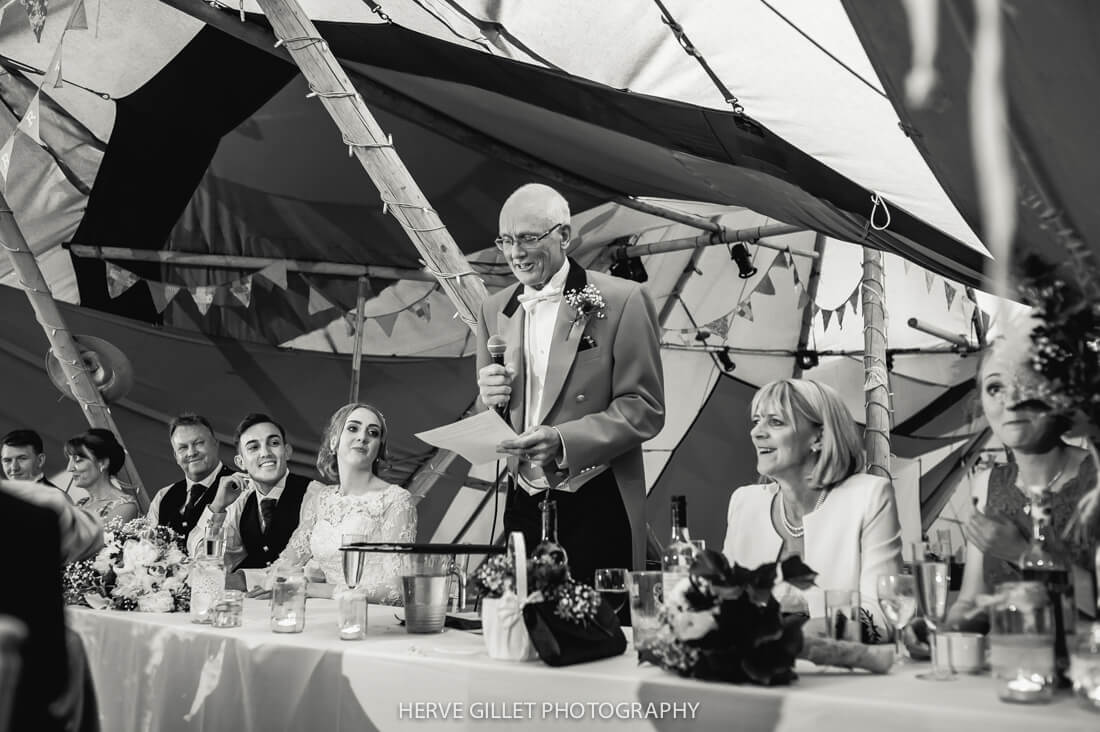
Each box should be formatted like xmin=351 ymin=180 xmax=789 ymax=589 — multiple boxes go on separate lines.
xmin=517 ymin=284 xmax=563 ymax=310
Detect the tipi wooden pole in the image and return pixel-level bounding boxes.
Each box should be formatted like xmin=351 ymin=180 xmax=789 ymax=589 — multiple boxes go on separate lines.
xmin=254 ymin=0 xmax=488 ymax=328
xmin=861 ymin=247 xmax=891 ymax=479
xmin=791 ymin=233 xmax=827 ymax=378
xmin=0 ymin=191 xmax=148 ymax=505
xmin=348 ymin=277 xmax=368 ymax=403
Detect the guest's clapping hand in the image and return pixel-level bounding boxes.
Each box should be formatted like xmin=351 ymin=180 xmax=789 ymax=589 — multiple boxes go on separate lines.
xmin=478 ymin=363 xmax=515 ymax=411
xmin=210 ymin=472 xmax=250 ymax=513
xmin=961 ymin=506 xmax=1028 ymax=563
xmin=498 ymin=426 xmax=563 ymax=466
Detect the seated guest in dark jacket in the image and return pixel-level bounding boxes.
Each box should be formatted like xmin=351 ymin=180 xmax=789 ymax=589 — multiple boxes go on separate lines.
xmin=187 ymin=413 xmax=322 ymax=570
xmin=2 ymin=428 xmax=62 ymax=491
xmin=147 ymin=414 xmax=234 ymax=545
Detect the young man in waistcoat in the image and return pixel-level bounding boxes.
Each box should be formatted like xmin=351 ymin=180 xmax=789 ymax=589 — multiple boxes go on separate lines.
xmin=147 ymin=414 xmax=234 ymax=546
xmin=187 ymin=413 xmax=320 ymax=571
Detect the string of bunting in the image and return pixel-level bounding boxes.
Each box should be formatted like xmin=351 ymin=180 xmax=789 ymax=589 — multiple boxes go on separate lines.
xmin=102 ymin=260 xmax=439 ymax=334
xmin=0 ymin=0 xmax=90 ymax=189
xmin=661 ymin=247 xmax=989 ymax=345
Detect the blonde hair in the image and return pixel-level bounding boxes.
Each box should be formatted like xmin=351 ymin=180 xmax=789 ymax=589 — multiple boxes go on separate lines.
xmin=750 ymin=379 xmax=864 ymax=488
xmin=316 ymin=403 xmax=388 ymax=482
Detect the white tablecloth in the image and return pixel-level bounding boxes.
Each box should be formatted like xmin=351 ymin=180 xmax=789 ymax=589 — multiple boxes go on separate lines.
xmin=68 ymin=600 xmax=1097 ymax=732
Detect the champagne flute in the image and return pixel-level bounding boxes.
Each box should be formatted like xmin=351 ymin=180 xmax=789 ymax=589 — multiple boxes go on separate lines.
xmin=914 ymin=560 xmax=954 ymax=681
xmin=342 ymin=533 xmax=367 ymax=590
xmin=877 ymin=574 xmax=917 ymax=665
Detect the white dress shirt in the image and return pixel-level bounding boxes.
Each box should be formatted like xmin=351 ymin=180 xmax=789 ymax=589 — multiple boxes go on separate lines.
xmin=146 ymin=462 xmax=225 ymax=526
xmin=186 ymin=472 xmax=302 ymax=566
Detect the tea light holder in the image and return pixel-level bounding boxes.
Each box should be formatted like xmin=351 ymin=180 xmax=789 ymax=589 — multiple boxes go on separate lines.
xmin=338 ymin=589 xmax=368 ymax=640
xmin=212 ymin=590 xmax=244 ymax=629
xmin=270 ymin=566 xmax=307 ymax=634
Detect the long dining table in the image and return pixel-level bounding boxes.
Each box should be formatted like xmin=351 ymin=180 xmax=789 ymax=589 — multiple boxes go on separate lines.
xmin=67 ymin=600 xmax=1096 ymax=731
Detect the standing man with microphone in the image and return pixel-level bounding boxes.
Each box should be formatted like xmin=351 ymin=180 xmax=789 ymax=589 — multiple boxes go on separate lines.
xmin=476 ymin=183 xmax=665 ymax=585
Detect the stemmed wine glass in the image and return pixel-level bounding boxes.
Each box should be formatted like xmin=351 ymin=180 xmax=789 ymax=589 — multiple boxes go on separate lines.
xmin=877 ymin=574 xmax=917 ymax=665
xmin=914 ymin=559 xmax=954 ymax=681
xmin=342 ymin=533 xmax=367 ymax=590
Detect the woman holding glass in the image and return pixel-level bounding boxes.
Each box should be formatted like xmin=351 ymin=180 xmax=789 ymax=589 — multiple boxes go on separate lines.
xmin=722 ymin=378 xmax=903 ymax=643
xmin=947 ymin=333 xmax=1098 ymax=628
xmin=66 ymin=429 xmax=139 ymax=523
xmin=276 ymin=403 xmax=417 ymax=604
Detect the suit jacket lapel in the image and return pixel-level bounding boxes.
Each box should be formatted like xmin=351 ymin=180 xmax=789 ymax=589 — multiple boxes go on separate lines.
xmin=499 ymin=284 xmax=526 ymax=432
xmin=537 ymin=260 xmax=588 ymax=426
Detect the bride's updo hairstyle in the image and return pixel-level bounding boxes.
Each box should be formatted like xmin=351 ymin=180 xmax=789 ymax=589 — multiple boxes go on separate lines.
xmin=316 ymin=402 xmax=389 ymax=482
xmin=64 ymin=428 xmax=126 ymax=476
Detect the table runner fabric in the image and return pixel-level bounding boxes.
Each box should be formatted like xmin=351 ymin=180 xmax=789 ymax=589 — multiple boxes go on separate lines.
xmin=68 ymin=602 xmax=1097 ymax=731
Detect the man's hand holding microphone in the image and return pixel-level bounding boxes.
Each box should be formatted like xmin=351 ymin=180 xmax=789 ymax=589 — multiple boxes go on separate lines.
xmin=479 ymin=334 xmax=564 ymax=467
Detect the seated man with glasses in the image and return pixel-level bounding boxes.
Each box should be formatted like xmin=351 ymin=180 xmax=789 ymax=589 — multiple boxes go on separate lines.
xmin=475 ymin=183 xmax=665 ymax=586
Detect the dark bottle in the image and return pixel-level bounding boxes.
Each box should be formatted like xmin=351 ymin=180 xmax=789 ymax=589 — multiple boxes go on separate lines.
xmin=532 ymin=499 xmax=569 ymax=571
xmin=661 ymin=495 xmax=694 ymax=595
xmin=1019 ymin=489 xmax=1076 ymax=689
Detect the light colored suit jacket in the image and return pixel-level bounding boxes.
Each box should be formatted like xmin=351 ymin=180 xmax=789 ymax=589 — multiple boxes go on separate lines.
xmin=722 ymin=473 xmax=902 ymax=632
xmin=476 ymin=259 xmax=665 ymax=570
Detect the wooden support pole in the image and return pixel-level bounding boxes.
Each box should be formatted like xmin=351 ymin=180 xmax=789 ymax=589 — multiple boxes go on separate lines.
xmin=0 ymin=192 xmax=148 ymax=505
xmin=861 ymin=247 xmax=891 ymax=479
xmin=67 ymin=244 xmax=512 ymax=288
xmin=348 ymin=277 xmax=368 ymax=403
xmin=253 ymin=0 xmax=488 ymax=330
xmin=614 ymin=223 xmax=812 ymax=260
xmin=791 ymin=233 xmax=827 ymax=378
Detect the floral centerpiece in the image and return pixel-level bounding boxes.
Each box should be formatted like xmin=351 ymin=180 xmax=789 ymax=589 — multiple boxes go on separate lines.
xmin=640 ymin=550 xmax=893 ymax=684
xmin=63 ymin=517 xmax=191 ymax=613
xmin=472 ymin=553 xmax=602 ymax=625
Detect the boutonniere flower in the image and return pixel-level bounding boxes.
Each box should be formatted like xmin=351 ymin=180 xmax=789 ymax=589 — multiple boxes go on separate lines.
xmin=564 ymin=284 xmax=606 ymax=336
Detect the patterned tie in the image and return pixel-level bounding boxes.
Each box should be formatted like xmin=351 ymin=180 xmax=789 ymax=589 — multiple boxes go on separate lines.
xmin=183 ymin=483 xmax=204 ymax=515
xmin=260 ymin=497 xmax=278 ymax=534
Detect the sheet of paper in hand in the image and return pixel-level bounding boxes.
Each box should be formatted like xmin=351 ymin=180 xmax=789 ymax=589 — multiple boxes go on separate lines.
xmin=415 ymin=411 xmax=518 ymax=465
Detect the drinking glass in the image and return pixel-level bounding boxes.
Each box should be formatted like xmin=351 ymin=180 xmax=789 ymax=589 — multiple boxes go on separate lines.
xmin=594 ymin=568 xmax=628 ymax=615
xmin=212 ymin=590 xmax=244 ymax=628
xmin=627 ymin=571 xmax=663 ymax=650
xmin=877 ymin=574 xmax=918 ymax=665
xmin=824 ymin=589 xmax=861 ymax=642
xmin=342 ymin=534 xmax=367 ymax=590
xmin=270 ymin=565 xmax=307 ymax=633
xmin=915 ymin=560 xmax=954 ymax=681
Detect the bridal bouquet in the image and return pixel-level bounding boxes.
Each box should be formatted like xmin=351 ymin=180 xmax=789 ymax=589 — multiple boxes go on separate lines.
xmin=63 ymin=517 xmax=191 ymax=612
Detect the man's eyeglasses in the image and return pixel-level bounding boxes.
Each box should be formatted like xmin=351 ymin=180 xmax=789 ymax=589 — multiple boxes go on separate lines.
xmin=494 ymin=223 xmax=563 ymax=251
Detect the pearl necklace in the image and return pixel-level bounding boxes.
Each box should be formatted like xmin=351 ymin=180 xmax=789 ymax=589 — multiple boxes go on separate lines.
xmin=779 ymin=489 xmax=828 ymax=539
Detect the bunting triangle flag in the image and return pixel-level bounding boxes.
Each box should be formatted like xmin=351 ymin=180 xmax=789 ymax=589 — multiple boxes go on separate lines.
xmin=980 ymin=309 xmax=992 ymax=334
xmin=228 ymin=275 xmax=252 ymax=307
xmin=0 ymin=135 xmax=14 ymax=186
xmin=146 ymin=282 xmax=181 ymax=313
xmin=796 ymin=288 xmax=810 ymax=311
xmin=944 ymin=282 xmax=958 ymax=310
xmin=770 ymin=253 xmax=788 ymax=270
xmin=924 ymin=271 xmax=936 ymax=293
xmin=43 ymin=42 xmax=63 ymax=89
xmin=708 ymin=314 xmax=731 ymax=340
xmin=105 ymin=262 xmax=140 ymax=298
xmin=307 ymin=285 xmax=335 ymax=315
xmin=783 ymin=249 xmax=794 ymax=268
xmin=903 ymin=259 xmax=912 ymax=274
xmin=836 ymin=305 xmax=846 ymax=329
xmin=376 ymin=312 xmax=399 ymax=337
xmin=16 ymin=93 xmax=41 ymax=145
xmin=257 ymin=260 xmax=288 ymax=290
xmin=848 ymin=287 xmax=861 ymax=315
xmin=19 ymin=0 xmax=48 ymax=41
xmin=754 ymin=271 xmax=776 ymax=296
xmin=791 ymin=263 xmax=801 ymax=287
xmin=821 ymin=309 xmax=833 ymax=332
xmin=190 ymin=285 xmax=217 ymax=315
xmin=737 ymin=301 xmax=754 ymax=322
xmin=416 ymin=301 xmax=432 ymax=321
xmin=66 ymin=0 xmax=87 ymax=29
xmin=343 ymin=312 xmax=357 ymax=337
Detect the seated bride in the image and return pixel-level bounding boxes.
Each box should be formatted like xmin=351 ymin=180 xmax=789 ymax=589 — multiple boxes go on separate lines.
xmin=275 ymin=403 xmax=417 ymax=604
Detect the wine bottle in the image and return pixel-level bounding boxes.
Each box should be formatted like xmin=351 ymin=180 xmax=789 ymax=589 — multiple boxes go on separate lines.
xmin=1019 ymin=489 xmax=1076 ymax=689
xmin=532 ymin=499 xmax=569 ymax=571
xmin=661 ymin=495 xmax=694 ymax=599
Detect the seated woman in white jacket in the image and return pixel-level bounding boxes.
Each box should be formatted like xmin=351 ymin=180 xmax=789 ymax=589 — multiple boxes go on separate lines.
xmin=722 ymin=378 xmax=902 ymax=643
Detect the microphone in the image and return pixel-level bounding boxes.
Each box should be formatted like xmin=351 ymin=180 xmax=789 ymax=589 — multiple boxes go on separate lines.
xmin=486 ymin=335 xmax=509 ymax=419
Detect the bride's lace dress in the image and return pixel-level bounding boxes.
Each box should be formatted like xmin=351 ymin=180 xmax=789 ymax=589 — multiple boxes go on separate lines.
xmin=277 ymin=483 xmax=417 ymax=605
